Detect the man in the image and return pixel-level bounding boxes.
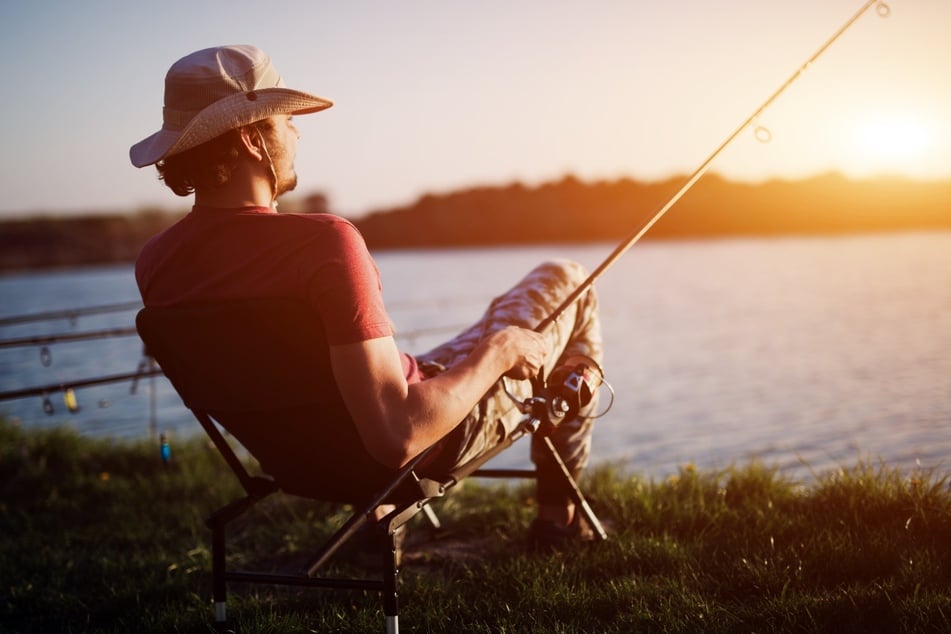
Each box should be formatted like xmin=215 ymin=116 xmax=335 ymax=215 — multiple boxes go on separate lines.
xmin=132 ymin=45 xmax=603 ymax=548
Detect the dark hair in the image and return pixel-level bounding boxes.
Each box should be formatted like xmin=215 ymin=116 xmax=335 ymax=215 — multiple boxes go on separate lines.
xmin=155 ymin=119 xmax=277 ymax=196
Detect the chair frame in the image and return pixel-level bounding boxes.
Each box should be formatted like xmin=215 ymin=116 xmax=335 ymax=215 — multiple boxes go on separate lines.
xmin=137 ymin=300 xmax=606 ymax=633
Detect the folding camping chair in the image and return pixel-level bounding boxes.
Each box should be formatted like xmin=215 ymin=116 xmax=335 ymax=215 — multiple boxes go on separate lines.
xmin=136 ymin=297 xmax=606 ymax=633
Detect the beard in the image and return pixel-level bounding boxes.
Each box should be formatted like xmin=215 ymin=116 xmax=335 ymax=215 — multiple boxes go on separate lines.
xmin=266 ymin=140 xmax=297 ymax=198
xmin=274 ymin=165 xmax=298 ymax=197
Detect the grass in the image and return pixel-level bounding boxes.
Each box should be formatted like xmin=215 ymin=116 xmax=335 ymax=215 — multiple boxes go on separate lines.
xmin=2 ymin=419 xmax=951 ymax=633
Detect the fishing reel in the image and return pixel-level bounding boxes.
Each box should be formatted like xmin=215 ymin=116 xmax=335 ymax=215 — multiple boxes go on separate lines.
xmin=506 ymin=354 xmax=614 ymax=435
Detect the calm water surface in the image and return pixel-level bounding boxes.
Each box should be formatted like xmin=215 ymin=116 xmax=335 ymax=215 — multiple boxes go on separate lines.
xmin=2 ymin=231 xmax=949 ymax=482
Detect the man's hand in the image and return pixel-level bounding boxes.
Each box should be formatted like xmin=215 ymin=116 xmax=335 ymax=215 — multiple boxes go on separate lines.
xmin=489 ymin=326 xmax=548 ymax=380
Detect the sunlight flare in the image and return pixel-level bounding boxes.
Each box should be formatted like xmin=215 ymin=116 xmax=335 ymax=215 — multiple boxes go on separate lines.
xmin=846 ymin=112 xmax=937 ymax=176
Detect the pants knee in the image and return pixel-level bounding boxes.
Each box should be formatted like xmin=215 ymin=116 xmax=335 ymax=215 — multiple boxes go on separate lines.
xmin=530 ymin=259 xmax=590 ymax=292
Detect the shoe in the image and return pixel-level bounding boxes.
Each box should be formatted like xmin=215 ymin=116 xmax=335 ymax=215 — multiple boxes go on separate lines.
xmin=527 ymin=514 xmax=596 ymax=551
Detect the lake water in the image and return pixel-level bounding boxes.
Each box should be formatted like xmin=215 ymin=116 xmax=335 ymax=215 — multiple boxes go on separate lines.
xmin=2 ymin=231 xmax=950 ymax=482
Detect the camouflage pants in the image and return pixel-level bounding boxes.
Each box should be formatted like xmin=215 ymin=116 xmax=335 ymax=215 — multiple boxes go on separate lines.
xmin=415 ymin=259 xmax=603 ymax=504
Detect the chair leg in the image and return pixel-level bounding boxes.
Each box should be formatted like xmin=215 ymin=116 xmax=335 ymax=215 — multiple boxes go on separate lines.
xmin=381 ymin=529 xmax=400 ymax=634
xmin=211 ymin=521 xmax=228 ymax=630
xmin=420 ymin=503 xmax=441 ymax=530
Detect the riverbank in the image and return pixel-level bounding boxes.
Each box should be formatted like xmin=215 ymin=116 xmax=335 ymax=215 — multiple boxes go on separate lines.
xmin=3 ymin=420 xmax=950 ymax=632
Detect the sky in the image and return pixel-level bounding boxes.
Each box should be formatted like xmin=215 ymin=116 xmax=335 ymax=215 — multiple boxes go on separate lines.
xmin=1 ymin=0 xmax=949 ymax=219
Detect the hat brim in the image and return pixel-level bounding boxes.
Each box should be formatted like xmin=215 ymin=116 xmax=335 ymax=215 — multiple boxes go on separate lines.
xmin=130 ymin=87 xmax=332 ymax=168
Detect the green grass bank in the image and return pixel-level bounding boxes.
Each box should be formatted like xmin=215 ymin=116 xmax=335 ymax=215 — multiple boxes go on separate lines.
xmin=2 ymin=420 xmax=951 ymax=633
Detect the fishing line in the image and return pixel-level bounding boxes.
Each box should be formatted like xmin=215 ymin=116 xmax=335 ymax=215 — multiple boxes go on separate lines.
xmin=534 ymin=0 xmax=889 ymax=335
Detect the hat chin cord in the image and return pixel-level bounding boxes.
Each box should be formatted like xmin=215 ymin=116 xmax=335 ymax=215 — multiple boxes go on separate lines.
xmin=256 ymin=133 xmax=279 ymax=207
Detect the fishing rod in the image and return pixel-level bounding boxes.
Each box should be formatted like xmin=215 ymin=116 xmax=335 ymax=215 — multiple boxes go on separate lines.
xmin=0 ymin=367 xmax=164 ymax=404
xmin=527 ymin=0 xmax=889 ymax=424
xmin=0 ymin=326 xmax=141 ymax=349
xmin=535 ymin=0 xmax=888 ymax=335
xmin=0 ymin=322 xmax=474 ymax=401
xmin=0 ymin=296 xmax=490 ymax=330
xmin=0 ymin=300 xmax=143 ymax=327
xmin=0 ymin=321 xmax=474 ymax=349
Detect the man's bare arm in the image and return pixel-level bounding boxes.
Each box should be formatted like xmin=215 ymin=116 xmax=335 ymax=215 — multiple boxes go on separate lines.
xmin=330 ymin=326 xmax=546 ymax=469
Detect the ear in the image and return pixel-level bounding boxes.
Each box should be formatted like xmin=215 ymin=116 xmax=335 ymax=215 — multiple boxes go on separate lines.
xmin=237 ymin=127 xmax=265 ymax=161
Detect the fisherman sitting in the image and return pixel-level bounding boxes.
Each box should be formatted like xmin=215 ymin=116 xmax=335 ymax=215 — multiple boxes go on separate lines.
xmin=131 ymin=44 xmax=604 ymax=548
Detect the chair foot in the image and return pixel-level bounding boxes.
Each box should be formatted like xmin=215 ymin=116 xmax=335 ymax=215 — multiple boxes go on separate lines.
xmin=386 ymin=614 xmax=399 ymax=634
xmin=213 ymin=602 xmax=230 ymax=632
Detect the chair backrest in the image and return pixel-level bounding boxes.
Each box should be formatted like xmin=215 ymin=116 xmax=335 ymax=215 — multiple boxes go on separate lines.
xmin=136 ymin=298 xmax=397 ymax=501
xmin=137 ymin=298 xmax=331 ymax=412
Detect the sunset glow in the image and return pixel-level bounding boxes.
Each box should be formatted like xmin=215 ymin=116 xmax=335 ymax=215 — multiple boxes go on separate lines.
xmin=846 ymin=112 xmax=937 ymax=176
xmin=0 ymin=1 xmax=949 ymax=217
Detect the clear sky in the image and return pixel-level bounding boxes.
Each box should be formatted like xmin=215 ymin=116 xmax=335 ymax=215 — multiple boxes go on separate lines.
xmin=1 ymin=0 xmax=948 ymax=219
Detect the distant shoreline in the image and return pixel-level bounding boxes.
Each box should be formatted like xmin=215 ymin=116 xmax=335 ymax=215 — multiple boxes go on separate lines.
xmin=2 ymin=172 xmax=948 ymax=273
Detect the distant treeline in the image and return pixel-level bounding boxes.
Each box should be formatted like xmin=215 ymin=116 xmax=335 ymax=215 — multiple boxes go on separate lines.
xmin=0 ymin=210 xmax=181 ymax=273
xmin=1 ymin=172 xmax=948 ymax=272
xmin=357 ymin=172 xmax=951 ymax=249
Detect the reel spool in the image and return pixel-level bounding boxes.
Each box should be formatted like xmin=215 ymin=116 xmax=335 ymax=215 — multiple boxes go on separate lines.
xmin=544 ymin=355 xmax=605 ymax=423
xmin=506 ymin=354 xmax=614 ymax=435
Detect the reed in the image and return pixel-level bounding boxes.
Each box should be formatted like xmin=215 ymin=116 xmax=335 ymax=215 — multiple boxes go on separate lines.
xmin=2 ymin=419 xmax=950 ymax=633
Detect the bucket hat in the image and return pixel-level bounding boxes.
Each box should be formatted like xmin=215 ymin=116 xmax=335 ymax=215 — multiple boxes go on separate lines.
xmin=130 ymin=45 xmax=332 ymax=167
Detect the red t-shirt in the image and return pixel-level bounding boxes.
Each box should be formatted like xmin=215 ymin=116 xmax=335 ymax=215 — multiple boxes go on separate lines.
xmin=136 ymin=205 xmax=421 ymax=382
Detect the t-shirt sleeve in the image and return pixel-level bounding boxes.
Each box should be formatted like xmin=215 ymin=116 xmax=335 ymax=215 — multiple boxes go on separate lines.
xmin=307 ymin=219 xmax=395 ymax=345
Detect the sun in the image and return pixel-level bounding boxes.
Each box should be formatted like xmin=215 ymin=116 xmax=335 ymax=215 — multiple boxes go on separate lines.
xmin=845 ymin=112 xmax=937 ymax=176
